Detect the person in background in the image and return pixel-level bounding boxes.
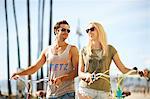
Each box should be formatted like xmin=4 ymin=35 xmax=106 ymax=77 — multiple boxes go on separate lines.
xmin=78 ymin=21 xmax=149 ymax=99
xmin=11 ymin=20 xmax=79 ymax=99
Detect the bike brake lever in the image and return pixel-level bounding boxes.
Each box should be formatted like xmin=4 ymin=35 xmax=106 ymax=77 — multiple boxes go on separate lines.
xmin=133 ymin=67 xmax=144 ymax=77
xmin=91 ymin=72 xmax=96 ymax=81
xmin=138 ymin=71 xmax=144 ymax=77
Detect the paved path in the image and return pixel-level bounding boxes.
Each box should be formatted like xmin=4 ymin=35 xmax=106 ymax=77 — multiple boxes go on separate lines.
xmin=126 ymin=93 xmax=150 ymax=99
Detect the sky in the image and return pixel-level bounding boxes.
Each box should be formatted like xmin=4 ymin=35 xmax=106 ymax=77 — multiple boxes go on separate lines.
xmin=0 ymin=0 xmax=150 ymax=82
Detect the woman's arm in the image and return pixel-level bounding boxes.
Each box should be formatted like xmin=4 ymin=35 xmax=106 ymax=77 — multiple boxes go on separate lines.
xmin=113 ymin=53 xmax=131 ymax=74
xmin=59 ymin=46 xmax=79 ymax=81
xmin=113 ymin=53 xmax=150 ymax=78
xmin=78 ymin=50 xmax=87 ymax=79
xmin=78 ymin=50 xmax=93 ymax=85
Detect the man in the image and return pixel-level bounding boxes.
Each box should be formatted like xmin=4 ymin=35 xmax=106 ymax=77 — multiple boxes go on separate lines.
xmin=11 ymin=20 xmax=79 ymax=99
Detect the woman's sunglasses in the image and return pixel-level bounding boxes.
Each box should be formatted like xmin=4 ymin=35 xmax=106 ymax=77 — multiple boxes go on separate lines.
xmin=86 ymin=27 xmax=95 ymax=33
xmin=60 ymin=28 xmax=70 ymax=33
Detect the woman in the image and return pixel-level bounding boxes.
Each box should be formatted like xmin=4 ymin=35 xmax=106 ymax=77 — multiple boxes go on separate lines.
xmin=78 ymin=22 xmax=148 ymax=99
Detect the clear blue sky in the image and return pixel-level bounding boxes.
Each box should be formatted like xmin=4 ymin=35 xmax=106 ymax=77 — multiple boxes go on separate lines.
xmin=0 ymin=0 xmax=150 ymax=81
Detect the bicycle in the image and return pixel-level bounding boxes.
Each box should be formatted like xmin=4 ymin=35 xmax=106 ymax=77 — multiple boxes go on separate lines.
xmin=90 ymin=67 xmax=146 ymax=99
xmin=10 ymin=76 xmax=74 ymax=99
xmin=10 ymin=77 xmax=49 ymax=99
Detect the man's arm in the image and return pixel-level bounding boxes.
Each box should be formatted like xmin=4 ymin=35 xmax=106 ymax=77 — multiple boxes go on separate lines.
xmin=11 ymin=49 xmax=47 ymax=78
xmin=59 ymin=46 xmax=79 ymax=81
xmin=70 ymin=45 xmax=79 ymax=78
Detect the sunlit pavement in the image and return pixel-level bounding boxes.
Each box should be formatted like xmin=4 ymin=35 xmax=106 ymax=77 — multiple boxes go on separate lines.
xmin=126 ymin=93 xmax=150 ymax=99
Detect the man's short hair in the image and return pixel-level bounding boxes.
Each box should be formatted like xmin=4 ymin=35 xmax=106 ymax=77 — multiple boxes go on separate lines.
xmin=54 ymin=20 xmax=69 ymax=35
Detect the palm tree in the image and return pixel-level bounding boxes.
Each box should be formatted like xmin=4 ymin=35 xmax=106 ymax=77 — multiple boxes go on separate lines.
xmin=12 ymin=0 xmax=21 ymax=69
xmin=27 ymin=0 xmax=31 ymax=98
xmin=5 ymin=0 xmax=12 ymax=96
xmin=36 ymin=0 xmax=41 ymax=90
xmin=37 ymin=0 xmax=45 ymax=90
xmin=48 ymin=0 xmax=53 ymax=45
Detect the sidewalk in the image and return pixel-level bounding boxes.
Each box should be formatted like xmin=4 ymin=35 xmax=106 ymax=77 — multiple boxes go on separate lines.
xmin=126 ymin=92 xmax=150 ymax=99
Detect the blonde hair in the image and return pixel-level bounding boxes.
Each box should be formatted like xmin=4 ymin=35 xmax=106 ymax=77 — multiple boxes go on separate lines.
xmin=87 ymin=22 xmax=108 ymax=56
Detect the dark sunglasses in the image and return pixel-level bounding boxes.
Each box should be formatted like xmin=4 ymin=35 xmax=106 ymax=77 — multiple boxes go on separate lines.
xmin=86 ymin=27 xmax=95 ymax=33
xmin=60 ymin=28 xmax=70 ymax=33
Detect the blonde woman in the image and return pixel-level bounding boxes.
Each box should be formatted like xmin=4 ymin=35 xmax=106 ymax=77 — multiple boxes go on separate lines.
xmin=78 ymin=22 xmax=148 ymax=99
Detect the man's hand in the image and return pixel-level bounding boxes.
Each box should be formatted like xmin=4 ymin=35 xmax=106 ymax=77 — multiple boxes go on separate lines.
xmin=51 ymin=76 xmax=63 ymax=88
xmin=51 ymin=74 xmax=72 ymax=87
xmin=11 ymin=73 xmax=20 ymax=80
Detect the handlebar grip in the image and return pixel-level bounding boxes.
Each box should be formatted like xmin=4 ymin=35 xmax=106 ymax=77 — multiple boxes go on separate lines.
xmin=122 ymin=91 xmax=131 ymax=97
xmin=133 ymin=67 xmax=138 ymax=70
xmin=132 ymin=67 xmax=144 ymax=77
xmin=138 ymin=71 xmax=144 ymax=77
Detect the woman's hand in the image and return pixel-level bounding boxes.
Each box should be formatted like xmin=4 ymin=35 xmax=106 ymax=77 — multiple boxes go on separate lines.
xmin=85 ymin=73 xmax=93 ymax=85
xmin=143 ymin=69 xmax=150 ymax=78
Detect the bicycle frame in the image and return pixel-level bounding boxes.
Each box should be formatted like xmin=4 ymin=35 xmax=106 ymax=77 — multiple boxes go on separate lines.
xmin=10 ymin=77 xmax=49 ymax=99
xmin=91 ymin=69 xmax=144 ymax=99
xmin=11 ymin=77 xmax=73 ymax=99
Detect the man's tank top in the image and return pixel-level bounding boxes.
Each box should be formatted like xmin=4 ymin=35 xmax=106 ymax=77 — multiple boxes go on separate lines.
xmin=45 ymin=44 xmax=74 ymax=97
